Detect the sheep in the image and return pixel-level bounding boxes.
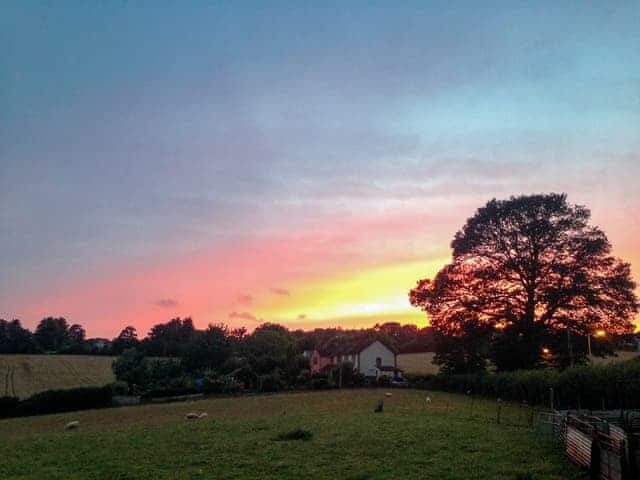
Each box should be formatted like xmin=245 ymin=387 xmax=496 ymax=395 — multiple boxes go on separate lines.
xmin=185 ymin=412 xmax=199 ymax=420
xmin=425 ymin=396 xmax=432 ymax=404
xmin=64 ymin=420 xmax=80 ymax=430
xmin=198 ymin=412 xmax=208 ymax=419
xmin=385 ymin=392 xmax=392 ymax=397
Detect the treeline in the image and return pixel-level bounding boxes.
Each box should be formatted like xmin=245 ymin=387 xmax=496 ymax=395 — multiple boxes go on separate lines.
xmin=0 ymin=318 xmax=92 ymax=354
xmin=112 ymin=320 xmax=434 ymax=396
xmin=0 ymin=316 xmax=435 ymax=357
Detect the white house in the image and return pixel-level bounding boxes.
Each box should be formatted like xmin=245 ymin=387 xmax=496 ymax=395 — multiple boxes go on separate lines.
xmin=306 ymin=339 xmax=401 ymax=379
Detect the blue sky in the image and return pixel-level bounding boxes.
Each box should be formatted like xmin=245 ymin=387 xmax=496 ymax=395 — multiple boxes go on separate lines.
xmin=1 ymin=2 xmax=639 ymax=335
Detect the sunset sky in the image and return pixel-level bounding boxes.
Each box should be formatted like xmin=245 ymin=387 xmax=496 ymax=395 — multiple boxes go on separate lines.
xmin=2 ymin=2 xmax=639 ymax=337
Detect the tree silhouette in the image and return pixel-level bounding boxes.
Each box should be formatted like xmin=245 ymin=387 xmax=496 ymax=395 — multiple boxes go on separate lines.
xmin=0 ymin=319 xmax=38 ymax=353
xmin=410 ymin=193 xmax=638 ymax=370
xmin=112 ymin=326 xmax=139 ymax=354
xmin=34 ymin=317 xmax=70 ymax=352
xmin=145 ymin=317 xmax=195 ymax=356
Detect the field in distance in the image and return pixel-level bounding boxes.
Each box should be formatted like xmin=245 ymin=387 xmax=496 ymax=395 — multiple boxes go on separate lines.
xmin=0 ymin=388 xmax=585 ymax=480
xmin=397 ymin=352 xmax=439 ymax=375
xmin=397 ymin=350 xmax=638 ymax=375
xmin=0 ymin=354 xmax=115 ymax=398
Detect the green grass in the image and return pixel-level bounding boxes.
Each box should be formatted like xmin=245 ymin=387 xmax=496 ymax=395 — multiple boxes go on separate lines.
xmin=0 ymin=355 xmax=115 ymax=398
xmin=0 ymin=389 xmax=586 ymax=480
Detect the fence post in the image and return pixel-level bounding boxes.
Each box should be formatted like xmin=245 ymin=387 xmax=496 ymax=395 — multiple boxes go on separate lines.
xmin=549 ymin=387 xmax=554 ymax=411
xmin=497 ymin=404 xmax=502 ymax=424
xmin=529 ymin=407 xmax=535 ymax=427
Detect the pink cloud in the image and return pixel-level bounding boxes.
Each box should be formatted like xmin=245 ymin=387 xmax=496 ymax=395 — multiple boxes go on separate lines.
xmin=270 ymin=287 xmax=290 ymax=296
xmin=235 ymin=294 xmax=253 ymax=306
xmin=228 ymin=311 xmax=259 ymax=322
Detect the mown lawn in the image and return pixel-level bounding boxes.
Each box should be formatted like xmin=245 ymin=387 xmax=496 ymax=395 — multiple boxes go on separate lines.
xmin=0 ymin=389 xmax=586 ymax=480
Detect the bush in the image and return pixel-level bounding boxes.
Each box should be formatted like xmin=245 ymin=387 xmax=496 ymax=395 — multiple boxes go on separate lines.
xmin=258 ymin=372 xmax=285 ymax=392
xmin=109 ymin=380 xmax=130 ymax=396
xmin=13 ymin=386 xmax=112 ymax=417
xmin=0 ymin=396 xmax=20 ymax=418
xmin=407 ymin=358 xmax=640 ymax=409
xmin=275 ymin=429 xmax=313 ymax=441
xmin=140 ymin=386 xmax=200 ymax=399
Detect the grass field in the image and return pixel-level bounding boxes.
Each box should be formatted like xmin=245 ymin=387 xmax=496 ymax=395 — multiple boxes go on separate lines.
xmin=0 ymin=389 xmax=585 ymax=480
xmin=396 ymin=350 xmax=638 ymax=375
xmin=0 ymin=355 xmax=115 ymax=398
xmin=397 ymin=352 xmax=439 ymax=374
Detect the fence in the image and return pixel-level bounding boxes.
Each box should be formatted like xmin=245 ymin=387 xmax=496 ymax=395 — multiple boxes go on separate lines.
xmin=536 ymin=410 xmax=640 ymax=480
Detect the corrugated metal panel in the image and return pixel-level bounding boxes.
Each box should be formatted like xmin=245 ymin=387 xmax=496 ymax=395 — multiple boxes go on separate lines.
xmin=566 ymin=426 xmax=592 ymax=467
xmin=599 ymin=431 xmax=624 ymax=480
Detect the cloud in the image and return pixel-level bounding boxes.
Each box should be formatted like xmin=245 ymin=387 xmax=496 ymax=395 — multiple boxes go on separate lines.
xmin=228 ymin=311 xmax=258 ymax=322
xmin=235 ymin=294 xmax=253 ymax=306
xmin=154 ymin=298 xmax=179 ymax=308
xmin=270 ymin=287 xmax=290 ymax=296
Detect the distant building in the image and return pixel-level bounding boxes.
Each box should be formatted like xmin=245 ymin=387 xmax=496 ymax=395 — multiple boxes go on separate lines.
xmin=304 ymin=339 xmax=402 ymax=379
xmin=87 ymin=338 xmax=112 ymax=353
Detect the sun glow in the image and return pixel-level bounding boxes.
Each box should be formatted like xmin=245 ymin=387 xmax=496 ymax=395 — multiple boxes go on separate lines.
xmin=254 ymin=258 xmax=447 ymax=329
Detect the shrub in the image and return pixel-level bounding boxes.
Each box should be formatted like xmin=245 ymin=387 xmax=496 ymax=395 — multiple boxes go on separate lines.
xmin=109 ymin=380 xmax=130 ymax=396
xmin=0 ymin=396 xmax=20 ymax=418
xmin=258 ymin=372 xmax=285 ymax=392
xmin=407 ymin=358 xmax=640 ymax=409
xmin=140 ymin=386 xmax=200 ymax=399
xmin=16 ymin=386 xmax=112 ymax=417
xmin=275 ymin=429 xmax=313 ymax=441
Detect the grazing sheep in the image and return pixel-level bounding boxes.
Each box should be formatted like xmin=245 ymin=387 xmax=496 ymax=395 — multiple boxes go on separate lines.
xmin=425 ymin=396 xmax=431 ymax=404
xmin=374 ymin=399 xmax=384 ymax=413
xmin=64 ymin=421 xmax=80 ymax=430
xmin=185 ymin=412 xmax=199 ymax=420
xmin=385 ymin=392 xmax=392 ymax=397
xmin=198 ymin=412 xmax=208 ymax=419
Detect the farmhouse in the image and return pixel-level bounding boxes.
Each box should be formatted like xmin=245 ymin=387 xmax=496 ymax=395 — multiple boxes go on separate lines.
xmin=305 ymin=339 xmax=402 ymax=379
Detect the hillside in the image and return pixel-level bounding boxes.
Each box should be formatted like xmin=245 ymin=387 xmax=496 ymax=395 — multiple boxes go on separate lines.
xmin=0 ymin=355 xmax=115 ymax=398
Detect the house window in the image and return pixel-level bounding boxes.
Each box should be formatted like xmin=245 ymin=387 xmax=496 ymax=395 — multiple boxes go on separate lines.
xmin=376 ymin=357 xmax=382 ymax=367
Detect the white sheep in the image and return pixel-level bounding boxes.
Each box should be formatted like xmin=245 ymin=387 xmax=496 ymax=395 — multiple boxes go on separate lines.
xmin=425 ymin=396 xmax=431 ymax=404
xmin=185 ymin=412 xmax=199 ymax=420
xmin=385 ymin=392 xmax=392 ymax=397
xmin=198 ymin=412 xmax=208 ymax=419
xmin=64 ymin=420 xmax=80 ymax=430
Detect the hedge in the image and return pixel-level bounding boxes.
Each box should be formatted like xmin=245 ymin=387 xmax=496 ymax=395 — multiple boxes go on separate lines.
xmin=407 ymin=357 xmax=640 ymax=409
xmin=0 ymin=386 xmax=113 ymax=418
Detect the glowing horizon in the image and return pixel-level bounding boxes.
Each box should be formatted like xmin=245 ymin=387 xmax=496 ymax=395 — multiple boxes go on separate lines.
xmin=2 ymin=2 xmax=639 ymax=337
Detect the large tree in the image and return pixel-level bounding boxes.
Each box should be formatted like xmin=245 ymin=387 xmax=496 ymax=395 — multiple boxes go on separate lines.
xmin=112 ymin=326 xmax=139 ymax=354
xmin=145 ymin=317 xmax=195 ymax=356
xmin=410 ymin=193 xmax=638 ymax=370
xmin=34 ymin=317 xmax=70 ymax=352
xmin=0 ymin=319 xmax=38 ymax=353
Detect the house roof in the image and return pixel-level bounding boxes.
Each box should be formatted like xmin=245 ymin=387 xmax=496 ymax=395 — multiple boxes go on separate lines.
xmin=319 ymin=338 xmax=397 ymax=357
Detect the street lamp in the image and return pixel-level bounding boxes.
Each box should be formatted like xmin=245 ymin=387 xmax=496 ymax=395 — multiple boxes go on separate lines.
xmin=587 ymin=330 xmax=606 ymax=357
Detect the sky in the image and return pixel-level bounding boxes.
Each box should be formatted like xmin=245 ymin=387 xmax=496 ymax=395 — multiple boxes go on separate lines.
xmin=1 ymin=1 xmax=639 ymax=338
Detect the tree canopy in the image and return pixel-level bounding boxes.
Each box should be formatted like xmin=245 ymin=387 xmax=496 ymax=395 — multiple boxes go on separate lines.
xmin=410 ymin=193 xmax=638 ymax=370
